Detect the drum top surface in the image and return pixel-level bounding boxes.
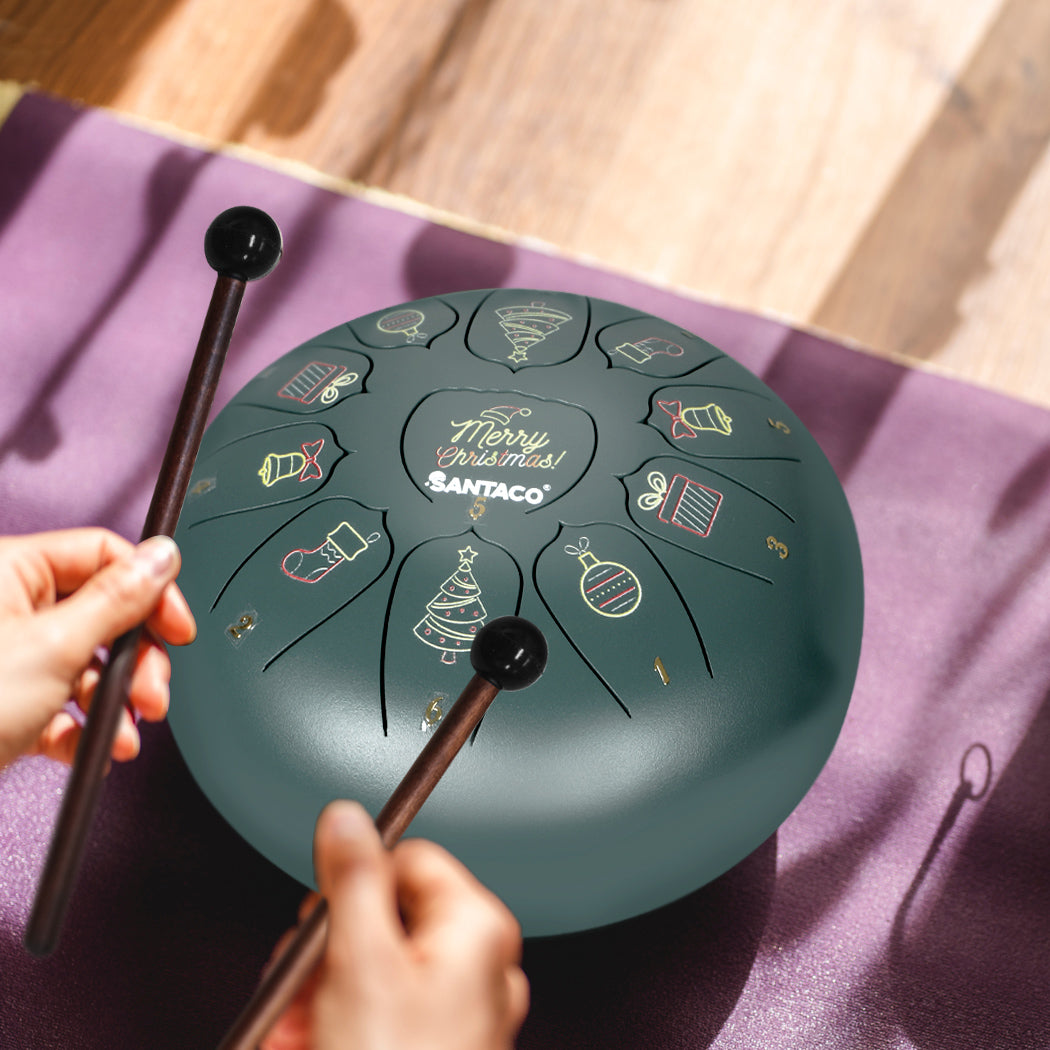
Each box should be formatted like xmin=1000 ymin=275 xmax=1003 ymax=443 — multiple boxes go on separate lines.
xmin=169 ymin=289 xmax=863 ymax=935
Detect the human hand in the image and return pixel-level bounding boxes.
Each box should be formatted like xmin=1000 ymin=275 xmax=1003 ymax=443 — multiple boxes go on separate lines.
xmin=0 ymin=528 xmax=196 ymax=770
xmin=263 ymin=801 xmax=529 ymax=1050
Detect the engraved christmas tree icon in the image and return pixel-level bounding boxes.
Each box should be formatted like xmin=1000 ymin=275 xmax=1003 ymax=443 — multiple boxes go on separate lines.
xmin=564 ymin=536 xmax=642 ymax=618
xmin=496 ymin=301 xmax=572 ymax=363
xmin=414 ymin=546 xmax=489 ymax=664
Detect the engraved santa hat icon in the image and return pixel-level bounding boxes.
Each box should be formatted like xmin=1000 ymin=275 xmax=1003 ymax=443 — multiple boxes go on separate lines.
xmin=480 ymin=405 xmax=532 ymax=425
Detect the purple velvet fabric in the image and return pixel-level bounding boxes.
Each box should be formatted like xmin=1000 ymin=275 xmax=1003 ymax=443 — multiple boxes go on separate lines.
xmin=1 ymin=92 xmax=1049 ymax=1049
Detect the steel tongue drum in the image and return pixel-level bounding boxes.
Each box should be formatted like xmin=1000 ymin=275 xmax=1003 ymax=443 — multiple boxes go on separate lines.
xmin=168 ymin=285 xmax=863 ymax=936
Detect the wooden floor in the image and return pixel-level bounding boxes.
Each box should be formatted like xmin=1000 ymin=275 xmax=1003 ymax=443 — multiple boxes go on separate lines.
xmin=2 ymin=0 xmax=1049 ymax=407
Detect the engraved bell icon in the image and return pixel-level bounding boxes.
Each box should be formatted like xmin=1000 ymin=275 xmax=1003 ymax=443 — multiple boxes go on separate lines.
xmin=258 ymin=439 xmax=325 ymax=487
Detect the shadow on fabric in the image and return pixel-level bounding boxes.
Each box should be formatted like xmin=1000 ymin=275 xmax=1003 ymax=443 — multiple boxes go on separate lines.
xmin=403 ymin=222 xmax=516 ymax=300
xmin=0 ymin=132 xmax=211 ymax=470
xmin=760 ymin=328 xmax=908 ymax=482
xmin=890 ymin=723 xmax=1050 ymax=1050
xmin=0 ymin=724 xmax=305 ymax=1049
xmin=518 ymin=834 xmax=776 ymax=1050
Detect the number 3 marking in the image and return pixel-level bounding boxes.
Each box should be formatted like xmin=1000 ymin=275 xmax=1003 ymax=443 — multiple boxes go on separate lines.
xmin=766 ymin=535 xmax=789 ymax=559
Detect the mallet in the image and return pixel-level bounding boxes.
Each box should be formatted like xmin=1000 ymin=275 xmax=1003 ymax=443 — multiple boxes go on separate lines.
xmin=25 ymin=206 xmax=283 ymax=957
xmin=216 ymin=614 xmax=548 ymax=1050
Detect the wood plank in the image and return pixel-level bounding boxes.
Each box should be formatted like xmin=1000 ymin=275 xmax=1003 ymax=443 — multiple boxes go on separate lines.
xmin=811 ymin=0 xmax=1050 ymax=401
xmin=2 ymin=0 xmax=1048 ymax=406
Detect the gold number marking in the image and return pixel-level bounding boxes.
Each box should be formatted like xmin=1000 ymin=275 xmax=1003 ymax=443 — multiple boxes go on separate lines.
xmin=226 ymin=613 xmax=256 ymax=641
xmin=654 ymin=657 xmax=670 ymax=686
xmin=421 ymin=696 xmax=445 ymax=731
xmin=766 ymin=535 xmax=789 ymax=559
xmin=767 ymin=418 xmax=791 ymax=434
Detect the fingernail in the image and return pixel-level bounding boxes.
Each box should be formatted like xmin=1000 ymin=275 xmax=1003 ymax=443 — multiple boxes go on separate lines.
xmin=135 ymin=536 xmax=178 ymax=579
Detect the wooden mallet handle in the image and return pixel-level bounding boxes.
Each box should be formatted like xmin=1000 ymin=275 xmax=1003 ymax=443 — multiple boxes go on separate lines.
xmin=216 ymin=615 xmax=548 ymax=1050
xmin=24 ymin=207 xmax=283 ymax=958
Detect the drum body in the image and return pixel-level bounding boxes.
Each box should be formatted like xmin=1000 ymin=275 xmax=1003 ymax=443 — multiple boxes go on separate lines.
xmin=169 ymin=289 xmax=863 ymax=936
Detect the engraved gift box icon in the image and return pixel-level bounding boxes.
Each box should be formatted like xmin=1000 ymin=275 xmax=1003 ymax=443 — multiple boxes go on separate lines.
xmin=638 ymin=471 xmax=723 ymax=538
xmin=277 ymin=361 xmax=358 ymax=405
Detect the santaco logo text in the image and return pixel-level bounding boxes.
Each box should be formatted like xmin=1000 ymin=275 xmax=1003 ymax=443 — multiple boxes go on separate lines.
xmin=424 ymin=471 xmax=550 ymax=505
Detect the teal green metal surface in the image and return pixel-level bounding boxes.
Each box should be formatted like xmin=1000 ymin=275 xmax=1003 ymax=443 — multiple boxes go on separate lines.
xmin=169 ymin=290 xmax=863 ymax=935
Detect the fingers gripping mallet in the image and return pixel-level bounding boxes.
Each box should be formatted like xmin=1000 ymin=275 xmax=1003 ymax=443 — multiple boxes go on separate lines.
xmin=24 ymin=207 xmax=283 ymax=958
xmin=216 ymin=614 xmax=548 ymax=1050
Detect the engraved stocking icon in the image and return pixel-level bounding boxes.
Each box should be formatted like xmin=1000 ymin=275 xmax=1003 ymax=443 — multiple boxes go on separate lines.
xmin=281 ymin=522 xmax=379 ymax=583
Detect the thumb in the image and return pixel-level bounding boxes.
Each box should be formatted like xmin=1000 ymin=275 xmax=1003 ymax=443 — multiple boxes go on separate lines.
xmin=40 ymin=535 xmax=181 ymax=675
xmin=314 ymin=801 xmax=400 ymax=970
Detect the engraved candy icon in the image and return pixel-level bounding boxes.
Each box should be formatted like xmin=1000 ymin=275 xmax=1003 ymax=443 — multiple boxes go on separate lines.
xmin=414 ymin=546 xmax=488 ymax=664
xmin=496 ymin=301 xmax=572 ymax=363
xmin=657 ymin=399 xmax=732 ymax=438
xmin=638 ymin=471 xmax=723 ymax=538
xmin=281 ymin=522 xmax=380 ymax=583
xmin=612 ymin=336 xmax=684 ymax=364
xmin=564 ymin=536 xmax=642 ymax=618
xmin=258 ymin=439 xmax=325 ymax=487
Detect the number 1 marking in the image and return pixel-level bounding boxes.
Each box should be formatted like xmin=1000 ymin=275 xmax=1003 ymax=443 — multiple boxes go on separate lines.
xmin=654 ymin=657 xmax=670 ymax=685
